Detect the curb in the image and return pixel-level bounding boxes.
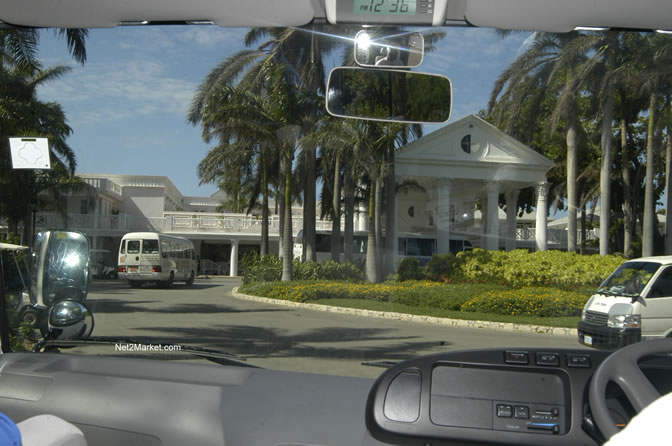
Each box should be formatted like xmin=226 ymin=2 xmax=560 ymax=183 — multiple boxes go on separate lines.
xmin=232 ymin=287 xmax=578 ymax=337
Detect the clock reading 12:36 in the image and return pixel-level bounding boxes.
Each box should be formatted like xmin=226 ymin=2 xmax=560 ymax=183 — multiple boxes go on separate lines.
xmin=354 ymin=0 xmax=418 ymax=15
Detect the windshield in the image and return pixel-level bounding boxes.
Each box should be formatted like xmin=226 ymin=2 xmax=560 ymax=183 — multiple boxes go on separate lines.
xmin=0 ymin=24 xmax=667 ymax=377
xmin=597 ymin=262 xmax=661 ymax=297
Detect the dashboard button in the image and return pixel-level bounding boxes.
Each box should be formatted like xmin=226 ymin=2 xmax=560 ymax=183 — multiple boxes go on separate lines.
xmin=514 ymin=406 xmax=529 ymax=419
xmin=505 ymin=351 xmax=529 ymax=364
xmin=496 ymin=404 xmax=513 ymax=418
xmin=567 ymin=354 xmax=591 ymax=368
xmin=536 ymin=352 xmax=560 ymax=366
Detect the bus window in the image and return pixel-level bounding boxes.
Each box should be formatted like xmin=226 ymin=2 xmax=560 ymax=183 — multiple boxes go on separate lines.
xmin=142 ymin=239 xmax=159 ymax=254
xmin=120 ymin=241 xmax=126 ymax=254
xmin=407 ymin=238 xmax=433 ymax=257
xmin=127 ymin=240 xmax=140 ymax=254
xmin=161 ymin=240 xmax=170 ymax=257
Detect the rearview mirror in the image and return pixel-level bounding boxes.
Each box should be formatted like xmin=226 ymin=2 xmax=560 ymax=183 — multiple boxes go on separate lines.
xmin=30 ymin=231 xmax=89 ymax=309
xmin=326 ymin=67 xmax=452 ymax=124
xmin=354 ymin=31 xmax=424 ymax=68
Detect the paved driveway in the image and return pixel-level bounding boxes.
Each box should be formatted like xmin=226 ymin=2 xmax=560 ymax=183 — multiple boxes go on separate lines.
xmin=82 ymin=277 xmax=585 ymax=378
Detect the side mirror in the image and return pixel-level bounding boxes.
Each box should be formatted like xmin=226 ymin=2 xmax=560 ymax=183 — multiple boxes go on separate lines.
xmin=47 ymin=300 xmax=94 ymax=340
xmin=354 ymin=31 xmax=424 ymax=68
xmin=30 ymin=231 xmax=90 ymax=309
xmin=326 ymin=67 xmax=452 ymax=124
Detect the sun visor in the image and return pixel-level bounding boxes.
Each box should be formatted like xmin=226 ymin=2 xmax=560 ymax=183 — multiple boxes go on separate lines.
xmin=464 ymin=0 xmax=672 ymax=32
xmin=0 ymin=0 xmax=317 ymax=28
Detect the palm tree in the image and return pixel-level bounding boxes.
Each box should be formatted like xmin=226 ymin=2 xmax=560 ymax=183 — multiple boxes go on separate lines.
xmin=639 ymin=33 xmax=672 ymax=256
xmin=193 ymin=64 xmax=306 ymax=280
xmin=489 ymin=32 xmax=588 ymax=253
xmin=0 ymin=64 xmax=84 ymax=239
xmin=188 ymin=26 xmax=346 ymax=263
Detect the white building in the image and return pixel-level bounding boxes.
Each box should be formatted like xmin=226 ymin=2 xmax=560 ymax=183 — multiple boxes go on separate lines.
xmin=6 ymin=114 xmax=565 ymax=275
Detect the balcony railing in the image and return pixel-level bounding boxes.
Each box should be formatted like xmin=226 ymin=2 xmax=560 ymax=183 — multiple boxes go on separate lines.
xmin=82 ymin=177 xmax=122 ymax=199
xmin=29 ymin=211 xmax=587 ymax=244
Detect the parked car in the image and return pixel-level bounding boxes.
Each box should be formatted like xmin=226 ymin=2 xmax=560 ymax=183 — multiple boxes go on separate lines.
xmin=579 ymin=256 xmax=672 ymax=349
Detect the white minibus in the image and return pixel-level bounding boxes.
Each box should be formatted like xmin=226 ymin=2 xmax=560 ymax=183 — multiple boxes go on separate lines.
xmin=118 ymin=232 xmax=197 ymax=288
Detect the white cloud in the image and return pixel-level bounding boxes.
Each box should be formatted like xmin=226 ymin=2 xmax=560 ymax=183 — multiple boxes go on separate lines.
xmin=179 ymin=27 xmax=248 ymax=48
xmin=38 ymin=59 xmax=197 ymax=124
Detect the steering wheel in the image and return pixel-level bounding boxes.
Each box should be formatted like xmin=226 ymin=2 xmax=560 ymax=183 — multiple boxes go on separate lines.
xmin=589 ymin=338 xmax=672 ymax=440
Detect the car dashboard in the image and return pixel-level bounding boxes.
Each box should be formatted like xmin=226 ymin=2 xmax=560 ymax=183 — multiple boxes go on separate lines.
xmin=0 ymin=348 xmax=669 ymax=446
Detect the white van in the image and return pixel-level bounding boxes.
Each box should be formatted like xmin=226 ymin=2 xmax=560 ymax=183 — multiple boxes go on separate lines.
xmin=578 ymin=256 xmax=672 ymax=349
xmin=118 ymin=232 xmax=197 ymax=288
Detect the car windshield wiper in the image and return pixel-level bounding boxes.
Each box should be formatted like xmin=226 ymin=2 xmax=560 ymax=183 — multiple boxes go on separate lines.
xmin=33 ymin=337 xmax=260 ymax=368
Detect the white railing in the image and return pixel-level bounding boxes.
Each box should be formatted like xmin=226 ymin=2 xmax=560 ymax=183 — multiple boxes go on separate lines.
xmin=199 ymin=259 xmax=227 ymax=275
xmin=515 ymin=227 xmax=596 ymax=244
xmin=32 ymin=211 xmax=592 ymax=245
xmin=82 ymin=177 xmax=122 ymax=198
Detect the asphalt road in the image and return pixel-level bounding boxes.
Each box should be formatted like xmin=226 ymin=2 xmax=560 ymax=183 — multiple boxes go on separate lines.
xmin=81 ymin=277 xmax=586 ymax=378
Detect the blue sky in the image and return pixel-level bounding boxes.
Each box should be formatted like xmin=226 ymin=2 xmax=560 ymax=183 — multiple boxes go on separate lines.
xmin=37 ymin=26 xmax=533 ymax=197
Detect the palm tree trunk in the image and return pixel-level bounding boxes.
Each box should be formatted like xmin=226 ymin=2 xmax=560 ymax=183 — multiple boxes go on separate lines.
xmin=374 ymin=178 xmax=383 ymax=281
xmin=304 ymin=148 xmax=317 ymax=263
xmin=278 ymin=158 xmax=286 ymax=258
xmin=643 ymin=91 xmax=658 ymax=257
xmin=365 ymin=186 xmax=378 ymax=283
xmin=282 ymin=151 xmax=294 ymax=281
xmin=343 ymin=165 xmax=355 ymax=262
xmin=384 ymin=147 xmax=396 ymax=276
xmin=599 ymin=89 xmax=616 ymax=255
xmin=622 ymin=118 xmax=634 ymax=258
xmin=566 ymin=100 xmax=578 ymax=253
xmin=666 ymin=125 xmax=672 ymax=255
xmin=331 ymin=153 xmax=342 ymax=261
xmin=261 ymin=154 xmax=269 ymax=256
xmin=580 ymin=201 xmax=587 ymax=254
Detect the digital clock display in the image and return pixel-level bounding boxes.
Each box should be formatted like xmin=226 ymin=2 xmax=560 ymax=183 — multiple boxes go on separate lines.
xmin=354 ymin=0 xmax=417 ymax=16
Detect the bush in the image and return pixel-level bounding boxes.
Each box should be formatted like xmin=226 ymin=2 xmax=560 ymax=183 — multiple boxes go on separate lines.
xmin=431 ymin=249 xmax=624 ymax=289
xmin=397 ymin=257 xmax=423 ymax=281
xmin=239 ymin=280 xmax=508 ymax=309
xmin=424 ymin=253 xmax=459 ymax=282
xmin=461 ymin=287 xmax=589 ymax=317
xmin=242 ymin=253 xmax=362 ymax=284
xmin=241 ymin=254 xmax=282 ymax=284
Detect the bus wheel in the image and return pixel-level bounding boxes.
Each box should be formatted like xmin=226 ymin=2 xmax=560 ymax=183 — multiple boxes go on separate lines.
xmin=186 ymin=271 xmax=195 ymax=286
xmin=129 ymin=281 xmax=142 ymax=288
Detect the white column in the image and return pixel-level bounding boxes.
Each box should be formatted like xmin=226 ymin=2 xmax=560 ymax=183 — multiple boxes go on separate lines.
xmin=486 ymin=182 xmax=500 ymax=251
xmin=229 ymin=239 xmax=239 ymax=276
xmin=436 ymin=179 xmax=452 ymax=254
xmin=535 ymin=182 xmax=550 ymax=251
xmin=356 ymin=205 xmax=368 ymax=232
xmin=505 ymin=189 xmax=520 ymax=251
xmin=480 ymin=198 xmax=487 ymax=249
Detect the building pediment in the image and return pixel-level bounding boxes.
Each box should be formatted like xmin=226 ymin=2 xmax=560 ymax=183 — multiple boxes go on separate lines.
xmin=396 ymin=115 xmax=553 ymax=182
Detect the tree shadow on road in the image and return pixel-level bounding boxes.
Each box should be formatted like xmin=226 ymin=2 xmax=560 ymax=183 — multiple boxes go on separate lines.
xmin=135 ymin=325 xmax=454 ymax=362
xmin=88 ymin=300 xmax=293 ymax=315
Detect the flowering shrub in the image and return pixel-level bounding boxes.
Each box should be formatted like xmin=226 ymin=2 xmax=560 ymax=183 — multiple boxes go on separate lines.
xmin=461 ymin=287 xmax=588 ymax=317
xmin=240 ymin=280 xmax=507 ymax=307
xmin=424 ymin=249 xmax=624 ymax=289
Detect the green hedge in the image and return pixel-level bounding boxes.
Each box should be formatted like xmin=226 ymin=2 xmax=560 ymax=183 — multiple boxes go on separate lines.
xmin=241 ymin=254 xmax=362 ymax=284
xmin=239 ymin=280 xmax=505 ymax=305
xmin=420 ymin=249 xmax=623 ymax=289
xmin=239 ymin=280 xmax=588 ymax=318
xmin=461 ymin=287 xmax=588 ymax=317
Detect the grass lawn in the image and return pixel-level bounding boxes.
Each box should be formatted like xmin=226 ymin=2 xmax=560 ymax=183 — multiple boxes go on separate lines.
xmin=307 ymin=298 xmax=580 ymax=328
